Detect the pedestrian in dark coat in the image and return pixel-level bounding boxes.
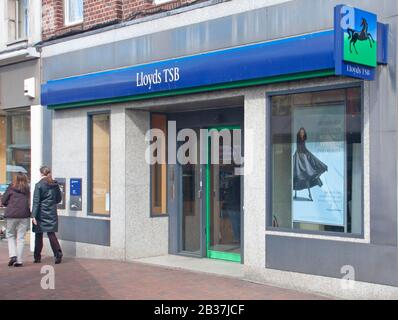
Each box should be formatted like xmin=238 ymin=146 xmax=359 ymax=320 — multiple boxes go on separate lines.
xmin=2 ymin=173 xmax=30 ymax=267
xmin=32 ymin=166 xmax=63 ymax=264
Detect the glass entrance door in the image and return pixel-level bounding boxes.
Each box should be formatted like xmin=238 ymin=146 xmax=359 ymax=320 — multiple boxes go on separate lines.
xmin=180 ymin=161 xmax=202 ymax=255
xmin=206 ymin=127 xmax=242 ymax=263
xmin=177 ymin=128 xmax=203 ymax=256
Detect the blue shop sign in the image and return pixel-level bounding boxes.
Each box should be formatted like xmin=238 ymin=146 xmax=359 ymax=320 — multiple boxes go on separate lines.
xmin=335 ymin=5 xmax=388 ymax=80
xmin=42 ymin=31 xmax=335 ymax=108
xmin=42 ymin=5 xmax=388 ymax=108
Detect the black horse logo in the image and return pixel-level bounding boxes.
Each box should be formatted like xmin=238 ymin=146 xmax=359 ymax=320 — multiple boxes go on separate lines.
xmin=347 ymin=18 xmax=375 ymax=54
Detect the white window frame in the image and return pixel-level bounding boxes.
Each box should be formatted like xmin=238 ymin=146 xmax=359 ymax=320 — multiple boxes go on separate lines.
xmin=64 ymin=0 xmax=84 ymax=26
xmin=153 ymin=0 xmax=173 ymax=5
xmin=7 ymin=0 xmax=29 ymax=43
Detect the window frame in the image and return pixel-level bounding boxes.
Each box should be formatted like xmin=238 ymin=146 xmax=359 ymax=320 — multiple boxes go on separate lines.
xmin=64 ymin=0 xmax=84 ymax=27
xmin=266 ymin=82 xmax=365 ymax=239
xmin=87 ymin=111 xmax=111 ymax=217
xmin=149 ymin=112 xmax=169 ymax=218
xmin=2 ymin=108 xmax=31 ymax=185
xmin=7 ymin=0 xmax=29 ymax=44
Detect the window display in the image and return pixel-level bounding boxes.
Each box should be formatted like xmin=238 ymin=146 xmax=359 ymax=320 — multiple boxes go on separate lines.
xmin=271 ymin=88 xmax=362 ymax=234
xmin=0 ymin=111 xmax=31 ymax=187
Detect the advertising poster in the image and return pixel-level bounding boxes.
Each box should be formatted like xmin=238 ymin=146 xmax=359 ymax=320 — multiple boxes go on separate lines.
xmin=292 ymin=105 xmax=345 ymax=227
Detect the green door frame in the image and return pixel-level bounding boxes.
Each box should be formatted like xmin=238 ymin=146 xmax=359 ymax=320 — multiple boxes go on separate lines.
xmin=206 ymin=125 xmax=242 ymax=263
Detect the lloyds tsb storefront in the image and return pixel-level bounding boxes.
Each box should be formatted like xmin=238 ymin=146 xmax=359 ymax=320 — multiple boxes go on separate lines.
xmin=40 ymin=2 xmax=398 ymax=298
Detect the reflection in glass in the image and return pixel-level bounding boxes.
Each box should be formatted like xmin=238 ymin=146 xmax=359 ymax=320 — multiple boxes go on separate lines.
xmin=6 ymin=111 xmax=31 ymax=184
xmin=181 ymin=162 xmax=201 ymax=254
xmin=209 ymin=129 xmax=242 ymax=256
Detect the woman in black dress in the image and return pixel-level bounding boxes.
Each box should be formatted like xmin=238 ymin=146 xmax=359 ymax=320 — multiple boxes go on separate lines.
xmin=293 ymin=128 xmax=328 ymax=201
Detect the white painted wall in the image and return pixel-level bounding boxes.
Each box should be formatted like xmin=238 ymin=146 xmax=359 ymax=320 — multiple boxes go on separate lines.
xmin=30 ymin=104 xmax=44 ymax=251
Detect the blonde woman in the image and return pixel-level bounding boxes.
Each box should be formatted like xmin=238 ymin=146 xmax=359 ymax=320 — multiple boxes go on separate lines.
xmin=2 ymin=173 xmax=31 ymax=267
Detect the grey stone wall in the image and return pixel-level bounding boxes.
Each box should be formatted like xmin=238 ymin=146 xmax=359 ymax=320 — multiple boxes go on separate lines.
xmin=125 ymin=109 xmax=169 ymax=260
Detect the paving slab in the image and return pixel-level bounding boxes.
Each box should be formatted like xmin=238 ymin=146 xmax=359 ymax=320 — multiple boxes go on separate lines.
xmin=0 ymin=241 xmax=326 ymax=300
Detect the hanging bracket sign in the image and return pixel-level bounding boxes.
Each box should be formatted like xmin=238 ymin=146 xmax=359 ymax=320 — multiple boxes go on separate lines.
xmin=334 ymin=5 xmax=387 ymax=80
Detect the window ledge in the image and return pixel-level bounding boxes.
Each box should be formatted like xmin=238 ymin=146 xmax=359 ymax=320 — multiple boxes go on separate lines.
xmin=64 ymin=20 xmax=84 ymax=28
xmin=87 ymin=212 xmax=111 ymax=218
xmin=6 ymin=38 xmax=28 ymax=47
xmin=266 ymin=227 xmax=367 ymax=242
xmin=0 ymin=47 xmax=39 ymax=67
xmin=151 ymin=214 xmax=169 ymax=218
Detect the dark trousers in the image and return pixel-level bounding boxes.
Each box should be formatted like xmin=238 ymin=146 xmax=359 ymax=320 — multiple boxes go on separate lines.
xmin=34 ymin=232 xmax=62 ymax=258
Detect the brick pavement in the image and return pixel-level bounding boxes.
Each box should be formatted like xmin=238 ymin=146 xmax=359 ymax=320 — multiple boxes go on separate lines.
xmin=0 ymin=241 xmax=326 ymax=300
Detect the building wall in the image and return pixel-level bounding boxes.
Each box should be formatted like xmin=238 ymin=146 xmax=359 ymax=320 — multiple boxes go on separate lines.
xmin=125 ymin=109 xmax=169 ymax=259
xmin=50 ymin=105 xmax=126 ymax=259
xmin=121 ymin=0 xmax=201 ymax=20
xmin=46 ymin=68 xmax=398 ymax=296
xmin=42 ymin=0 xmax=123 ymax=40
xmin=0 ymin=1 xmax=45 ymax=240
xmin=49 ymin=104 xmax=169 ymax=260
xmin=41 ymin=0 xmax=397 ymax=82
xmin=42 ymin=0 xmax=66 ymax=41
xmin=40 ymin=0 xmax=398 ymax=298
xmin=0 ymin=59 xmax=41 ymax=109
xmin=0 ymin=0 xmax=42 ymax=52
xmin=41 ymin=0 xmax=220 ymax=41
xmin=241 ymin=57 xmax=398 ymax=295
xmin=0 ymin=0 xmax=42 ymax=108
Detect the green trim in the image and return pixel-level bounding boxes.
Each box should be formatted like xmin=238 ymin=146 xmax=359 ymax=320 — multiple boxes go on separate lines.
xmin=208 ymin=250 xmax=241 ymax=263
xmin=48 ymin=69 xmax=335 ymax=110
xmin=206 ymin=153 xmax=211 ymax=257
xmin=206 ymin=126 xmax=242 ymax=263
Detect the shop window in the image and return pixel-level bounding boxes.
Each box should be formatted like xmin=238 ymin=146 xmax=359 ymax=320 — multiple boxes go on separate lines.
xmin=150 ymin=114 xmax=167 ymax=216
xmin=64 ymin=0 xmax=83 ymax=26
xmin=270 ymin=87 xmax=362 ymax=235
xmin=7 ymin=0 xmax=29 ymax=42
xmin=0 ymin=111 xmax=31 ymax=206
xmin=89 ymin=113 xmax=110 ymax=216
xmin=6 ymin=111 xmax=31 ymax=183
